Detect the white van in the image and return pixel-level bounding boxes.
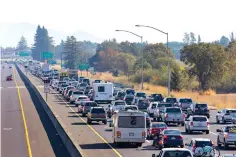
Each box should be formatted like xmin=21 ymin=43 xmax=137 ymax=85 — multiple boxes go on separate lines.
xmin=111 ymin=110 xmax=146 ymax=147
xmin=93 ymin=83 xmax=113 ymax=103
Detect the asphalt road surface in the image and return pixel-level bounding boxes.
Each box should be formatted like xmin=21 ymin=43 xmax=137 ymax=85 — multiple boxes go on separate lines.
xmin=19 ymin=64 xmax=236 ymax=157
xmin=1 ymin=64 xmax=70 ymax=157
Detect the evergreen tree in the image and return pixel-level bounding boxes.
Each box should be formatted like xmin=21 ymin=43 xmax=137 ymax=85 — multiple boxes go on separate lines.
xmin=17 ymin=36 xmax=28 ymax=50
xmin=171 ymin=66 xmax=185 ymax=91
xmin=197 ymin=35 xmax=201 ymax=44
xmin=183 ymin=33 xmax=190 ymax=45
xmin=63 ymin=36 xmax=78 ymax=69
xmin=31 ymin=25 xmax=54 ymax=61
xmin=190 ymin=32 xmax=196 ymax=44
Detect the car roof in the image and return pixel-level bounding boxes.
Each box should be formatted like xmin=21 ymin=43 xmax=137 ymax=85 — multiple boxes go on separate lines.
xmin=192 ymin=138 xmax=211 ymax=141
xmin=191 ymin=115 xmax=207 ymax=118
xmin=161 ymin=148 xmax=191 ymax=151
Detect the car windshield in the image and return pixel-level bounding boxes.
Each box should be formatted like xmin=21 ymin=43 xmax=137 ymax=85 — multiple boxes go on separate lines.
xmin=118 ymin=92 xmax=126 ymax=97
xmin=115 ymin=102 xmax=125 ymax=106
xmin=164 ymin=130 xmax=181 ymax=135
xmin=179 ymin=99 xmax=192 ymax=103
xmin=225 ymin=126 xmax=236 ymax=133
xmin=152 ymin=123 xmax=167 ymax=128
xmin=193 ymin=117 xmax=207 ymax=121
xmin=91 ymin=108 xmax=105 ymax=113
xmin=163 ymin=151 xmax=192 ymax=157
xmin=196 ymin=141 xmax=213 ymax=147
xmin=73 ymin=91 xmax=81 ymax=95
xmin=86 ymin=102 xmax=98 ymax=107
xmin=136 ymin=93 xmax=146 ymax=97
xmin=124 ymin=106 xmax=137 ymax=110
xmin=80 ymin=83 xmax=87 ymax=87
xmin=196 ymin=104 xmax=208 ymax=108
xmin=126 ymin=89 xmax=135 ymax=95
xmin=166 ymin=108 xmax=181 ymax=113
xmin=138 ymin=103 xmax=149 ymax=109
xmin=79 ymin=97 xmax=88 ymax=100
xmin=226 ymin=110 xmax=236 ymax=114
xmin=166 ymin=98 xmax=177 ymax=103
xmin=118 ymin=116 xmax=145 ymax=128
xmin=158 ymin=103 xmax=172 ymax=107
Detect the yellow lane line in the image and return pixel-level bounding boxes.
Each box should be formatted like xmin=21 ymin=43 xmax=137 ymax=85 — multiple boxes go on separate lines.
xmin=13 ymin=66 xmax=33 ymax=157
xmin=49 ymin=88 xmax=123 ymax=157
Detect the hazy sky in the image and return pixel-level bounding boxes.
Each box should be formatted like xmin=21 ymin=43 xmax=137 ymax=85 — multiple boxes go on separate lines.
xmin=1 ymin=0 xmax=236 ymax=46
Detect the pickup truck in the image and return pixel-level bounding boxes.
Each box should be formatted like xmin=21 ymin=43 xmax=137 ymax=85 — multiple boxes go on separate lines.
xmin=162 ymin=107 xmax=185 ymax=126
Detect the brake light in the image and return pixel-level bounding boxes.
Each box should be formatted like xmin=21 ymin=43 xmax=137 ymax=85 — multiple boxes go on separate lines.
xmin=177 ymin=135 xmax=183 ymax=139
xmin=163 ymin=135 xmax=168 ymax=139
xmin=207 ymin=122 xmax=210 ymax=126
xmin=83 ymin=106 xmax=85 ymax=110
xmin=195 ymin=108 xmax=198 ymax=111
xmin=142 ymin=131 xmax=145 ymax=138
xmin=225 ymin=133 xmax=229 ymax=139
xmin=165 ymin=114 xmax=168 ymax=118
xmin=190 ymin=122 xmax=193 ymax=126
xmin=192 ymin=144 xmax=196 ymax=152
xmin=117 ymin=131 xmax=121 ymax=138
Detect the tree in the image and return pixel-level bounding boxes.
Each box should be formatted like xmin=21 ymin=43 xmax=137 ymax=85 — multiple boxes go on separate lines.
xmin=63 ymin=36 xmax=78 ymax=69
xmin=183 ymin=33 xmax=190 ymax=45
xmin=190 ymin=32 xmax=196 ymax=44
xmin=219 ymin=36 xmax=230 ymax=47
xmin=229 ymin=32 xmax=235 ymax=42
xmin=180 ymin=43 xmax=226 ymax=91
xmin=197 ymin=35 xmax=201 ymax=44
xmin=31 ymin=25 xmax=54 ymax=61
xmin=171 ymin=66 xmax=185 ymax=91
xmin=17 ymin=36 xmax=28 ymax=50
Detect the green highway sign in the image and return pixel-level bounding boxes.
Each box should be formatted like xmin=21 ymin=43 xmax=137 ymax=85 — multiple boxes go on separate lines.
xmin=78 ymin=64 xmax=89 ymax=70
xmin=19 ymin=51 xmax=30 ymax=57
xmin=42 ymin=52 xmax=53 ymax=60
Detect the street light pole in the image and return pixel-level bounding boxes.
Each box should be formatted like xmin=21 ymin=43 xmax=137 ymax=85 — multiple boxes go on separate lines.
xmin=135 ymin=25 xmax=171 ymax=96
xmin=115 ymin=30 xmax=144 ymax=90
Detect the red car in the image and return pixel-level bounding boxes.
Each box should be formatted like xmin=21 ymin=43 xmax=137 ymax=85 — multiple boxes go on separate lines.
xmin=148 ymin=122 xmax=168 ymax=139
xmin=6 ymin=75 xmax=13 ymax=81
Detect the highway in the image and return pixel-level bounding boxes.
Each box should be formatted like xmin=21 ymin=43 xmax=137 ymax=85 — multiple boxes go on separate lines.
xmin=17 ymin=64 xmax=236 ymax=157
xmin=1 ymin=64 xmax=71 ymax=157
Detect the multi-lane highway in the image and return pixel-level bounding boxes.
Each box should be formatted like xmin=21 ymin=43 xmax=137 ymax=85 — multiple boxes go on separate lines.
xmin=1 ymin=64 xmax=71 ymax=157
xmin=17 ymin=64 xmax=236 ymax=157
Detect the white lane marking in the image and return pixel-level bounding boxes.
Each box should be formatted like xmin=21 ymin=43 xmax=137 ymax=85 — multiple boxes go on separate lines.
xmin=145 ymin=140 xmax=151 ymax=143
xmin=210 ymin=131 xmax=217 ymax=136
xmin=3 ymin=128 xmax=12 ymax=131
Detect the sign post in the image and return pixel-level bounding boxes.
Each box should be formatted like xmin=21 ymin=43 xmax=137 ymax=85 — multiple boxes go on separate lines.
xmin=43 ymin=79 xmax=50 ymax=102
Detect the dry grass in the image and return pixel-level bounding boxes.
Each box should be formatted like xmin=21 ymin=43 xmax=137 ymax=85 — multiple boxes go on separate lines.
xmin=87 ymin=72 xmax=236 ymax=110
xmin=51 ymin=65 xmax=236 ymax=110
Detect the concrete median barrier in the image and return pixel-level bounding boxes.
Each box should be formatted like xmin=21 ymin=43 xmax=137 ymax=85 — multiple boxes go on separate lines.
xmin=15 ymin=64 xmax=82 ymax=157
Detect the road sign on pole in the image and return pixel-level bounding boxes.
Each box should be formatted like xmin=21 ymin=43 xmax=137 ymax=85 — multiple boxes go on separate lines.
xmin=42 ymin=52 xmax=53 ymax=61
xmin=19 ymin=51 xmax=30 ymax=57
xmin=43 ymin=79 xmax=50 ymax=101
xmin=78 ymin=64 xmax=89 ymax=71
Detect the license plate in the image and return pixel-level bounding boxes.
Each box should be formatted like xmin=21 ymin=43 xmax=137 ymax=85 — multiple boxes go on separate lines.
xmin=171 ymin=137 xmax=176 ymax=140
xmin=129 ymin=133 xmax=134 ymax=136
xmin=198 ymin=123 xmax=203 ymax=126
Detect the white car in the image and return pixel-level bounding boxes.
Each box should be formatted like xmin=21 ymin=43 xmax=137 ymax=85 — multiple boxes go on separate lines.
xmin=185 ymin=115 xmax=210 ymax=134
xmin=147 ymin=102 xmax=158 ymax=117
xmin=69 ymin=91 xmax=84 ymax=104
xmin=75 ymin=95 xmax=89 ymax=107
xmin=111 ymin=100 xmax=126 ymax=112
xmin=152 ymin=148 xmax=193 ymax=157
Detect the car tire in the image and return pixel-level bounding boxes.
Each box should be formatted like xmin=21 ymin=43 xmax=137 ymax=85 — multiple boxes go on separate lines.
xmin=185 ymin=127 xmax=188 ymax=133
xmin=222 ymin=117 xmax=226 ymax=124
xmin=181 ymin=123 xmax=184 ymax=126
xmin=82 ymin=113 xmax=86 ymax=117
xmin=87 ymin=119 xmax=92 ymax=124
xmin=103 ymin=120 xmax=107 ymax=124
xmin=136 ymin=143 xmax=142 ymax=147
xmin=153 ymin=118 xmax=156 ymax=121
xmin=207 ymin=115 xmax=210 ymax=118
xmin=223 ymin=139 xmax=228 ymax=149
xmin=180 ymin=144 xmax=184 ymax=148
xmin=216 ymin=116 xmax=219 ymax=124
xmin=217 ymin=137 xmax=221 ymax=147
xmin=206 ymin=130 xmax=210 ymax=134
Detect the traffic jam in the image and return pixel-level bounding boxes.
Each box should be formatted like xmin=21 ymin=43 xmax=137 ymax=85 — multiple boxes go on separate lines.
xmin=22 ymin=60 xmax=236 ymax=157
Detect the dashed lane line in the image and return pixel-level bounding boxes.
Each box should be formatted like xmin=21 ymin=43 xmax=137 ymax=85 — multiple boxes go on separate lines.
xmin=49 ymin=88 xmax=123 ymax=157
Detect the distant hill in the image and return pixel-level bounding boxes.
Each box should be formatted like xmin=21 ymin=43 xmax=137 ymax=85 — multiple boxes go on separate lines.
xmin=0 ymin=23 xmax=104 ymax=47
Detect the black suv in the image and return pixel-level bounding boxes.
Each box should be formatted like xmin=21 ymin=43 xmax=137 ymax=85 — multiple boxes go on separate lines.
xmin=187 ymin=103 xmax=210 ymax=118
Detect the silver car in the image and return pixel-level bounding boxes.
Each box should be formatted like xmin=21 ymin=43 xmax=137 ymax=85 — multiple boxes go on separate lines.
xmin=216 ymin=125 xmax=236 ymax=149
xmin=162 ymin=107 xmax=185 ymax=126
xmin=185 ymin=115 xmax=210 ymax=134
xmin=216 ymin=108 xmax=236 ymax=124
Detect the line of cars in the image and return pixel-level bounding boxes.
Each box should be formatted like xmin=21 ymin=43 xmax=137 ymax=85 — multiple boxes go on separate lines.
xmin=23 ymin=62 xmax=236 ymax=157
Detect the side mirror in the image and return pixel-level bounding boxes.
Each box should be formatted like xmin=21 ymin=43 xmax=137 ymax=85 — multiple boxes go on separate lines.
xmin=216 ymin=129 xmax=221 ymax=132
xmin=152 ymin=154 xmax=156 ymax=157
